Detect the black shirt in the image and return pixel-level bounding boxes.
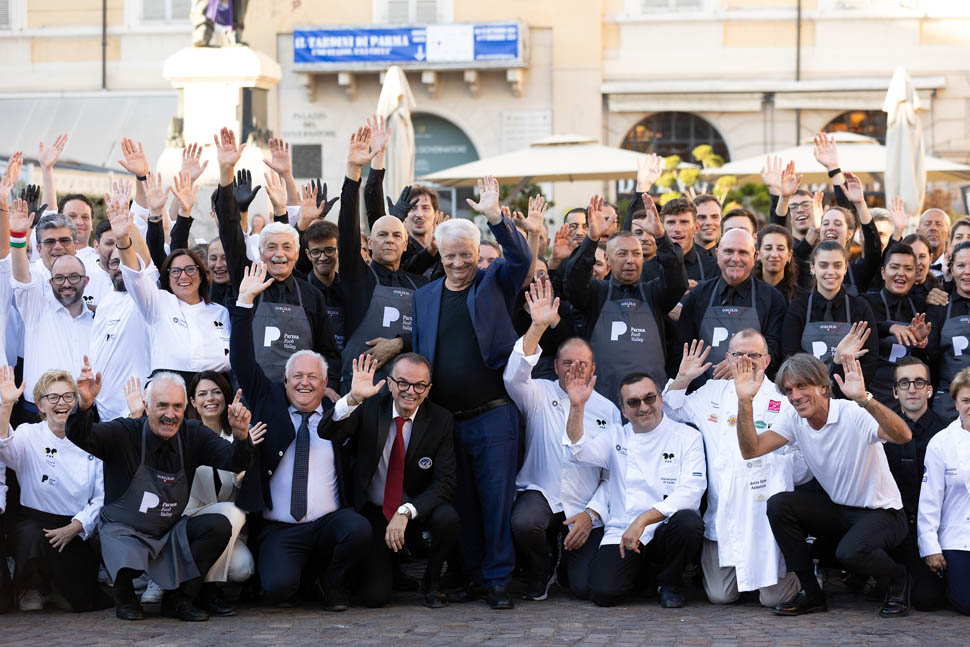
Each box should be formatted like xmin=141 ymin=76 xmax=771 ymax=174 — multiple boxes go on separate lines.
xmin=885 ymin=407 xmax=945 ymax=521
xmin=430 ymin=285 xmax=507 ymax=411
xmin=66 ymin=408 xmax=254 ymax=505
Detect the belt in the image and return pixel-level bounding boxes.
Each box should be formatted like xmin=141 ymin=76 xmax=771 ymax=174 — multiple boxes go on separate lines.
xmin=452 ymin=398 xmax=509 ymax=420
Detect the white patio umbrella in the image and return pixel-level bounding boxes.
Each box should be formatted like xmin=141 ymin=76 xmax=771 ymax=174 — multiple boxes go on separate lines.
xmin=376 ymin=66 xmax=416 ymax=202
xmin=701 ymin=131 xmax=970 ymax=185
xmin=883 ymin=67 xmax=926 ymax=217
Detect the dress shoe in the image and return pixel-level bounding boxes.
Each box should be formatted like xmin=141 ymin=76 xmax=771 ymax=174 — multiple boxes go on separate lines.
xmin=485 ymin=585 xmax=514 ymax=610
xmin=198 ymin=584 xmax=236 ymax=617
xmin=423 ymin=589 xmax=448 ymax=609
xmin=522 ymin=572 xmax=555 ymax=601
xmin=322 ymin=589 xmax=350 ymax=612
xmin=161 ymin=592 xmax=210 ymax=622
xmin=447 ymin=583 xmax=484 ymax=603
xmin=115 ymin=599 xmax=145 ymax=621
xmin=880 ymin=572 xmax=911 ymax=618
xmin=658 ymin=586 xmax=685 ymax=609
xmin=773 ymin=588 xmax=827 ymax=616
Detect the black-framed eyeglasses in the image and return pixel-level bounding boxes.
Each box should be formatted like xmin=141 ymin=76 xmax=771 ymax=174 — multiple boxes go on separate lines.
xmin=41 ymin=237 xmax=75 ymax=248
xmin=107 ymin=258 xmax=121 ymax=269
xmin=41 ymin=392 xmax=76 ymax=405
xmin=624 ymin=393 xmax=658 ymax=409
xmin=895 ymin=378 xmax=929 ymax=390
xmin=789 ymin=202 xmax=812 ymax=211
xmin=168 ymin=265 xmax=199 ymax=277
xmin=307 ymin=246 xmax=337 ymax=259
xmin=730 ymin=352 xmax=765 ymax=360
xmin=51 ymin=273 xmax=83 ymax=286
xmin=390 ymin=378 xmax=429 ymax=395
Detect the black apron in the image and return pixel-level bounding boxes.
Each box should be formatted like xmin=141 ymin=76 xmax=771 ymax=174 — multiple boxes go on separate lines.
xmin=340 ymin=264 xmax=417 ymax=391
xmin=252 ymin=281 xmax=314 ymax=383
xmin=932 ymin=299 xmax=970 ymax=421
xmin=99 ymin=423 xmax=197 ymax=589
xmin=698 ymin=279 xmax=762 ymax=377
xmin=845 ymin=265 xmax=859 ymax=296
xmin=800 ymin=291 xmax=852 ymax=369
xmin=327 ymin=302 xmax=346 ymax=353
xmin=873 ymin=290 xmax=916 ymax=406
xmin=588 ymin=281 xmax=665 ymax=405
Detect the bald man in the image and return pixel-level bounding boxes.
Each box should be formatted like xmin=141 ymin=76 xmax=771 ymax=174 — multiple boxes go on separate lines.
xmin=677 ymin=229 xmax=787 ymax=386
xmin=338 ymin=139 xmax=429 ymax=391
xmin=918 ymin=209 xmax=950 ymax=278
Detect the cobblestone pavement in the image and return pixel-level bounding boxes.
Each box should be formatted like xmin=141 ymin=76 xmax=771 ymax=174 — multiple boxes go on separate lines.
xmin=2 ymin=583 xmax=966 ymax=646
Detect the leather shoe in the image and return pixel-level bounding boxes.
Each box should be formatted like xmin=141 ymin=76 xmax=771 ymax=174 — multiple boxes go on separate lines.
xmin=485 ymin=585 xmax=514 ymax=610
xmin=880 ymin=572 xmax=911 ymax=618
xmin=115 ymin=599 xmax=145 ymax=621
xmin=198 ymin=584 xmax=236 ymax=617
xmin=423 ymin=590 xmax=448 ymax=609
xmin=446 ymin=583 xmax=484 ymax=604
xmin=322 ymin=590 xmax=350 ymax=612
xmin=161 ymin=594 xmax=209 ymax=622
xmin=658 ymin=586 xmax=685 ymax=609
xmin=773 ymin=588 xmax=827 ymax=616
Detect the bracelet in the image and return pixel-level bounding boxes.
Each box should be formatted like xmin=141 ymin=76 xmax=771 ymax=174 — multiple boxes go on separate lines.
xmin=827 ymin=167 xmax=842 ymax=178
xmin=10 ymin=231 xmax=27 ymax=249
xmin=9 ymin=241 xmax=25 ymax=249
xmin=136 ymin=174 xmax=147 ymax=182
xmin=10 ymin=230 xmax=26 ymax=237
xmin=115 ymin=236 xmax=133 ymax=250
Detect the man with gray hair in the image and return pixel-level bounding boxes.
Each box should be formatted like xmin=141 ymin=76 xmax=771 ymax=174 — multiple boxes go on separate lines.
xmin=67 ymin=362 xmax=260 ymax=622
xmin=733 ymin=352 xmax=914 ymax=617
xmin=212 ymin=127 xmax=340 ymax=389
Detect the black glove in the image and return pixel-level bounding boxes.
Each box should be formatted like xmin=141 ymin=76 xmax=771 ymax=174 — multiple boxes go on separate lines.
xmin=233 ymin=169 xmax=262 ymax=213
xmin=386 ymin=185 xmax=418 ymax=220
xmin=312 ymin=179 xmax=339 ymax=217
xmin=20 ymin=185 xmax=47 ymax=228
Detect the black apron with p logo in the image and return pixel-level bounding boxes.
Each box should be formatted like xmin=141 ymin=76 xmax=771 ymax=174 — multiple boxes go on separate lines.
xmin=800 ymin=291 xmax=852 ymax=368
xmin=698 ymin=279 xmax=762 ymax=377
xmin=252 ymin=281 xmax=314 ymax=383
xmin=340 ymin=264 xmax=417 ymax=391
xmin=874 ymin=289 xmax=916 ymax=406
xmin=589 ymin=281 xmax=665 ymax=406
xmin=99 ymin=423 xmax=197 ymax=589
xmin=932 ymin=299 xmax=970 ymax=421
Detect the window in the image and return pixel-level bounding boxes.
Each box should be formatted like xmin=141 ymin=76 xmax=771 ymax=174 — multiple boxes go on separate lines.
xmin=380 ymin=0 xmax=449 ymax=24
xmin=141 ymin=0 xmax=191 ymax=23
xmin=824 ymin=110 xmax=887 ymax=144
xmin=0 ymin=0 xmax=9 ymax=30
xmin=621 ymin=112 xmax=730 ymax=163
xmin=630 ymin=0 xmax=704 ymax=12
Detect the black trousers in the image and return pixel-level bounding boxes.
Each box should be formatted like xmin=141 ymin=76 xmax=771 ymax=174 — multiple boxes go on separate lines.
xmin=588 ymin=509 xmax=703 ymax=607
xmin=892 ymin=524 xmax=945 ymax=611
xmin=766 ymin=490 xmax=908 ymax=582
xmin=357 ymin=502 xmax=460 ymax=607
xmin=511 ymin=490 xmax=563 ymax=581
xmin=563 ymin=526 xmax=604 ymax=601
xmin=257 ymin=507 xmax=370 ymax=603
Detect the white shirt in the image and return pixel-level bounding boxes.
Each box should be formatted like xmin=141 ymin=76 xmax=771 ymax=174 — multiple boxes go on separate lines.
xmin=89 ymin=289 xmax=150 ymax=421
xmin=0 ymin=464 xmax=6 ymax=512
xmin=565 ymin=416 xmax=706 ymax=546
xmin=0 ymin=421 xmax=104 ymax=538
xmin=504 ymin=338 xmax=616 ymax=522
xmin=0 ymin=257 xmax=12 ymax=366
xmin=917 ymin=420 xmax=970 ymax=556
xmin=333 ymin=395 xmax=419 ymax=518
xmin=264 ymin=405 xmax=340 ymax=523
xmin=929 ymin=252 xmax=946 ymax=279
xmin=120 ymin=262 xmax=231 ymax=373
xmin=28 ymin=256 xmax=105 ymax=309
xmin=78 ymin=249 xmax=111 ymax=310
xmin=773 ymin=399 xmax=903 ymax=509
xmin=13 ymin=273 xmax=94 ymax=404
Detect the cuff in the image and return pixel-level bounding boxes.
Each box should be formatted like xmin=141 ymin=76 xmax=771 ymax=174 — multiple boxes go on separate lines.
xmin=234 ymin=300 xmax=254 ymax=309
xmin=403 ymin=502 xmax=418 ymax=520
xmin=332 ymin=394 xmax=359 ymax=421
xmin=563 ymin=430 xmax=585 ymax=450
xmin=285 ymin=205 xmax=300 ymax=220
xmin=71 ymin=516 xmax=92 ymax=540
xmin=512 ymin=337 xmax=542 ymax=364
xmin=918 ymin=532 xmax=942 ymax=558
xmin=652 ymin=500 xmax=676 ymax=519
xmin=0 ymin=430 xmax=12 ymax=447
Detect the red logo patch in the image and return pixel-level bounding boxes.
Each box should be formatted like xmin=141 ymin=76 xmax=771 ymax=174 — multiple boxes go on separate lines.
xmin=768 ymin=400 xmax=781 ymax=413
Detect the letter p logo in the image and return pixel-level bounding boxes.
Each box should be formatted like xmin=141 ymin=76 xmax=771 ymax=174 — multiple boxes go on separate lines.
xmin=711 ymin=327 xmax=728 ymax=348
xmin=263 ymin=326 xmax=281 ymax=347
xmin=610 ymin=321 xmax=627 ymax=341
xmin=382 ymin=306 xmax=401 ymax=328
xmin=139 ymin=492 xmax=160 ymax=514
xmin=954 ymin=335 xmax=969 ymax=357
xmin=888 ymin=343 xmax=907 ymax=364
xmin=811 ymin=341 xmax=828 ymax=359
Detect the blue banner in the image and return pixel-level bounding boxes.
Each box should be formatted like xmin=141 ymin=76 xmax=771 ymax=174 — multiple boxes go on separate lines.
xmin=293 ymin=23 xmax=519 ymax=66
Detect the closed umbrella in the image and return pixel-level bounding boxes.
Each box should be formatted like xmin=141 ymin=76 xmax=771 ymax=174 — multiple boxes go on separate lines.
xmin=376 ymin=66 xmax=416 ymax=201
xmin=883 ymin=67 xmax=926 ymax=221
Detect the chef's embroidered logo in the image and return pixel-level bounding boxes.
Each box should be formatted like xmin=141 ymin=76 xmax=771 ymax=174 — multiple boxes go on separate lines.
xmin=662 ymin=452 xmax=675 ymax=463
xmin=615 ymin=444 xmax=628 ymax=455
xmin=213 ymin=320 xmax=226 ymax=328
xmin=44 ymin=447 xmax=58 ymax=466
xmin=768 ymin=400 xmax=781 ymax=413
xmin=727 ymin=416 xmax=737 ymax=427
xmin=754 ymin=420 xmax=766 ymax=429
xmin=596 ymin=419 xmax=608 ymax=428
xmin=708 ymin=414 xmax=718 ymax=423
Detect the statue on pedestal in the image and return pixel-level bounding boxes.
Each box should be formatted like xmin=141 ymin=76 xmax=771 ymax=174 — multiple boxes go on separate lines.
xmin=191 ymin=0 xmax=250 ymax=47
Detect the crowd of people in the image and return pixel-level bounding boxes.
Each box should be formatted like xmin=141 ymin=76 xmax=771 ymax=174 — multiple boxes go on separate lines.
xmin=0 ymin=121 xmax=968 ymax=623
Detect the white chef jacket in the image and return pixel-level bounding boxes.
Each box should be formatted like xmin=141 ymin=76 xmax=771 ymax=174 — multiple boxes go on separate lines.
xmin=504 ymin=337 xmax=614 ymax=523
xmin=13 ymin=272 xmax=94 ymax=404
xmin=120 ymin=262 xmax=231 ymax=374
xmin=77 ymin=248 xmax=111 ymax=310
xmin=564 ymin=415 xmax=706 ymax=547
xmin=773 ymin=398 xmax=903 ymax=510
xmin=917 ymin=419 xmax=970 ymax=557
xmin=89 ymin=289 xmax=150 ymax=421
xmin=28 ymin=256 xmax=106 ymax=309
xmin=0 ymin=422 xmax=103 ymax=538
xmin=664 ymin=377 xmax=809 ymax=591
xmin=0 ymin=464 xmax=6 ymax=513
xmin=0 ymin=256 xmax=12 ymax=367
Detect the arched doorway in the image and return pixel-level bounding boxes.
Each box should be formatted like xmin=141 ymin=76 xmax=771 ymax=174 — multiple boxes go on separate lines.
xmin=412 ymin=112 xmax=479 ymax=217
xmin=823 ymin=110 xmax=887 ymax=144
xmin=620 ymin=111 xmax=730 ymax=163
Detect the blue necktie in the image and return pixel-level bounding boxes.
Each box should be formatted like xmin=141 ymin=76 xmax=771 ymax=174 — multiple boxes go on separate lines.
xmin=290 ymin=411 xmax=312 ymax=521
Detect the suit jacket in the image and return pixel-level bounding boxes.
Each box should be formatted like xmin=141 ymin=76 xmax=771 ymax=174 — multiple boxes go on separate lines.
xmin=318 ymin=390 xmax=456 ymax=517
xmin=230 ymin=304 xmax=349 ymax=514
xmin=411 ymin=215 xmax=532 ymax=372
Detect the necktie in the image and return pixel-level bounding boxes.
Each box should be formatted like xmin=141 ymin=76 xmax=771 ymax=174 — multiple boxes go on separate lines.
xmin=721 ymin=287 xmax=734 ymax=306
xmin=823 ymin=299 xmax=835 ymax=322
xmin=290 ymin=411 xmax=312 ymax=522
xmin=382 ymin=416 xmax=407 ymax=521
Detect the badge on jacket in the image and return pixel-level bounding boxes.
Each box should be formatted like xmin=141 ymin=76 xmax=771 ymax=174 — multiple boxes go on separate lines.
xmin=418 ymin=457 xmax=433 ymax=469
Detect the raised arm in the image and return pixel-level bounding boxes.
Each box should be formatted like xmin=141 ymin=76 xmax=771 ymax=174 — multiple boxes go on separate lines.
xmin=117 ymin=137 xmax=151 ymax=209
xmin=229 ymin=262 xmax=276 ymax=401
xmin=9 ymin=198 xmax=34 ymax=284
xmin=638 ymin=193 xmax=687 ymax=313
xmin=0 ymin=151 xmax=22 ymax=260
xmin=734 ymin=356 xmax=789 ymax=459
xmin=833 ymin=355 xmax=911 ymax=444
xmin=264 ymin=137 xmax=299 ymax=206
xmin=38 ymin=134 xmax=68 ymax=212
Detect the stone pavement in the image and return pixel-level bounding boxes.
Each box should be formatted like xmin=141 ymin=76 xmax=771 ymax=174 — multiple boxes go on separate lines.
xmin=1 ymin=584 xmax=965 ymax=646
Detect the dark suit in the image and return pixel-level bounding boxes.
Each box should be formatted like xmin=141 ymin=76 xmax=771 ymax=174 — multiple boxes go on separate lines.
xmin=229 ymin=304 xmax=369 ymax=603
xmin=320 ymin=390 xmax=459 ymax=605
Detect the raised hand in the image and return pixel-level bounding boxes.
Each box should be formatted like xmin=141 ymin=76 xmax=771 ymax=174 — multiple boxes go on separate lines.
xmin=248 ymin=421 xmax=268 ymax=446
xmin=181 ymin=143 xmax=209 ymax=183
xmin=299 ymin=181 xmax=324 ymax=222
xmin=227 ymin=389 xmax=253 ymax=441
xmin=780 ymin=160 xmax=803 ymax=198
xmin=20 ymin=184 xmax=46 ymax=222
xmin=387 ymin=185 xmax=417 ymax=219
xmin=233 ymin=168 xmax=262 ymax=213
xmin=813 ymin=132 xmax=840 ymax=171
xmin=104 ymin=194 xmax=133 ymax=238
xmin=636 ymin=153 xmax=664 ymax=192
xmin=367 ymin=114 xmax=391 ymax=157
xmin=312 ymin=179 xmax=339 ymax=216
xmin=889 ymin=195 xmax=909 ymax=237
xmin=525 ymin=277 xmax=560 ymax=327
xmin=0 ymin=364 xmax=25 ymax=406
xmin=586 ymin=194 xmax=607 ymax=241
xmin=143 ymin=171 xmax=168 ymax=214
xmin=0 ymin=152 xmax=23 ymax=207
xmin=833 ymin=355 xmax=867 ymax=401
xmin=810 ymin=190 xmax=824 ymax=232
xmin=633 ymin=193 xmax=663 ymax=237
xmin=263 ymin=170 xmax=287 ymax=212
xmin=264 ymin=137 xmax=291 ymax=176
xmin=677 ymin=340 xmax=713 ymax=384
xmin=563 ymin=361 xmax=596 ymax=407
xmin=350 ymin=353 xmax=387 ymax=403
xmin=551 ymin=224 xmax=572 ymax=262
xmin=843 ymin=171 xmax=865 ymax=204
xmin=39 ymin=134 xmax=68 ymax=170
xmin=909 ymin=312 xmax=931 ymax=343
xmin=117 ymin=137 xmax=150 ymax=177
xmin=214 ymin=127 xmax=246 ymax=183
xmin=833 ymin=321 xmax=871 ymax=365
xmin=733 ymin=355 xmax=763 ymax=401
xmin=346 ymin=125 xmax=379 ymax=170
xmin=524 ymin=194 xmax=548 ymax=235
xmin=123 ymin=376 xmax=144 ymax=418
xmin=169 ymin=171 xmax=199 ymax=214
xmin=465 ymin=175 xmax=501 ymax=223
xmin=76 ymin=355 xmax=102 ymax=410
xmin=760 ymin=155 xmax=784 ymax=195
xmin=238 ymin=261 xmax=275 ymax=305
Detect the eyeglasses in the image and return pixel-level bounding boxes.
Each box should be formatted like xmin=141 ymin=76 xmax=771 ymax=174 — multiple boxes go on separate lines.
xmin=51 ymin=273 xmax=84 ymax=286
xmin=40 ymin=392 xmax=76 ymax=405
xmin=41 ymin=237 xmax=75 ymax=248
xmin=106 ymin=258 xmax=121 ymax=269
xmin=789 ymin=202 xmax=812 ymax=211
xmin=307 ymin=246 xmax=337 ymax=259
xmin=730 ymin=352 xmax=765 ymax=360
xmin=624 ymin=393 xmax=658 ymax=409
xmin=390 ymin=378 xmax=429 ymax=394
xmin=168 ymin=265 xmax=199 ymax=277
xmin=895 ymin=378 xmax=929 ymax=390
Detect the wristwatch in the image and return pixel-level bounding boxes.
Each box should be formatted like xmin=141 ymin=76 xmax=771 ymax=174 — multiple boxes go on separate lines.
xmin=584 ymin=508 xmax=598 ymax=524
xmin=857 ymin=391 xmax=874 ymax=409
xmin=396 ymin=504 xmax=412 ymax=519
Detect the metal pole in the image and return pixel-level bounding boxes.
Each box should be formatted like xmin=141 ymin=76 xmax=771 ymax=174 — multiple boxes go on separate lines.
xmin=101 ymin=0 xmax=107 ymax=90
xmin=795 ymin=0 xmax=802 ymax=144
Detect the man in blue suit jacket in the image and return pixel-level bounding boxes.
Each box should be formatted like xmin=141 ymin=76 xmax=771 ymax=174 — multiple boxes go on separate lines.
xmin=411 ymin=176 xmax=532 ymax=610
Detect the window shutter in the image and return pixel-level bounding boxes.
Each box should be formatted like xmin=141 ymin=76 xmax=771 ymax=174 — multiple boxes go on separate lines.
xmin=414 ymin=0 xmax=439 ymax=23
xmin=142 ymin=0 xmax=167 ymax=21
xmin=386 ymin=0 xmax=411 ymax=23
